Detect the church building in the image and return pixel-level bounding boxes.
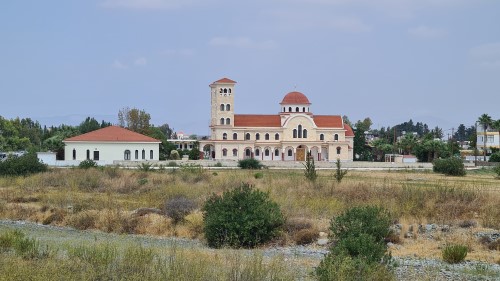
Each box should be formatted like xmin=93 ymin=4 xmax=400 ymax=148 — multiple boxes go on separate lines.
xmin=200 ymin=78 xmax=354 ymax=162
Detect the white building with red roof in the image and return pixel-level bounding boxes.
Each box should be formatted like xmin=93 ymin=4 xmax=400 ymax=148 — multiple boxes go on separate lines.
xmin=63 ymin=126 xmax=161 ymax=165
xmin=200 ymin=78 xmax=354 ymax=162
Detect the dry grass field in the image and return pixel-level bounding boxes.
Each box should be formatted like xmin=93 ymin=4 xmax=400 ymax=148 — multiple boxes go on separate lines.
xmin=0 ymin=166 xmax=499 ymax=266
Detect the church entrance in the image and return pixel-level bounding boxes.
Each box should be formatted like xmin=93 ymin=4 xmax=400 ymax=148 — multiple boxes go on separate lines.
xmin=296 ymin=145 xmax=306 ymax=161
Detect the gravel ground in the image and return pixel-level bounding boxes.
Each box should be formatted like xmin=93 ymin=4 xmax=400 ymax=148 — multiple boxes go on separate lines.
xmin=1 ymin=220 xmax=499 ymax=281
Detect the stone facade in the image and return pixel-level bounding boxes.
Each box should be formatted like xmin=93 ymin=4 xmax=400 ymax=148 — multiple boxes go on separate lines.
xmin=200 ymin=78 xmax=354 ymax=162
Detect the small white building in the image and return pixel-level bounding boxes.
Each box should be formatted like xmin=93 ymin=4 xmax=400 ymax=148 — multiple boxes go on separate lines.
xmin=63 ymin=126 xmax=161 ymax=165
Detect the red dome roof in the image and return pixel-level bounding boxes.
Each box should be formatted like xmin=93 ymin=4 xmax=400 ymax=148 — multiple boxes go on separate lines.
xmin=280 ymin=91 xmax=311 ymax=105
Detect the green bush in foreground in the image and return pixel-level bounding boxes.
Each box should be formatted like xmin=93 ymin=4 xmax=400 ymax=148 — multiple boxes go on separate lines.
xmin=316 ymin=206 xmax=394 ymax=280
xmin=0 ymin=153 xmax=48 ymax=176
xmin=202 ymin=183 xmax=284 ymax=248
xmin=494 ymin=165 xmax=500 ymax=178
xmin=237 ymin=158 xmax=263 ymax=169
xmin=489 ymin=152 xmax=500 ymax=162
xmin=433 ymin=157 xmax=466 ymax=176
xmin=442 ymin=244 xmax=468 ymax=264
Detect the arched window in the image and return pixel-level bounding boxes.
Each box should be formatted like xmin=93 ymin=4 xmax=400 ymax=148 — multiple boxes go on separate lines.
xmin=283 ymin=107 xmax=285 ymax=112
xmin=296 ymin=107 xmax=299 ymax=112
xmin=224 ymin=88 xmax=228 ymax=93
xmin=150 ymin=150 xmax=154 ymax=159
xmin=256 ymin=133 xmax=260 ymax=140
xmin=265 ymin=133 xmax=270 ymax=140
xmin=232 ymin=149 xmax=238 ymax=157
xmin=337 ymin=147 xmax=341 ymax=155
xmin=320 ymin=134 xmax=324 ymax=141
xmin=288 ymin=149 xmax=293 ymax=157
xmin=228 ymin=88 xmax=232 ymax=93
xmin=226 ymin=118 xmax=230 ymax=125
xmin=226 ymin=104 xmax=230 ymax=111
xmin=245 ymin=133 xmax=250 ymax=140
xmin=124 ymin=150 xmax=131 ymax=160
xmin=288 ymin=107 xmax=292 ymax=112
xmin=135 ymin=150 xmax=139 ymax=159
xmin=86 ymin=149 xmax=90 ymax=160
xmin=220 ymin=118 xmax=224 ymax=125
xmin=265 ymin=149 xmax=270 ymax=156
xmin=255 ymin=149 xmax=260 ymax=156
xmin=303 ymin=129 xmax=307 ymax=138
xmin=293 ymin=129 xmax=297 ymax=138
xmin=298 ymin=125 xmax=302 ymax=138
xmin=142 ymin=149 xmax=145 ymax=159
xmin=222 ymin=149 xmax=227 ymax=157
xmin=72 ymin=149 xmax=76 ymax=160
xmin=220 ymin=104 xmax=225 ymax=111
xmin=245 ymin=149 xmax=251 ymax=157
xmin=275 ymin=133 xmax=279 ymax=140
xmin=334 ymin=134 xmax=339 ymax=141
xmin=275 ymin=149 xmax=280 ymax=156
xmin=233 ymin=133 xmax=237 ymax=140
xmin=223 ymin=133 xmax=227 ymax=140
xmin=219 ymin=88 xmax=223 ymax=93
xmin=302 ymin=107 xmax=306 ymax=112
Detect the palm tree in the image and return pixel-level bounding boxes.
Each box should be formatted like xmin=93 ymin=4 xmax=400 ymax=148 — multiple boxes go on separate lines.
xmin=477 ymin=114 xmax=493 ymax=161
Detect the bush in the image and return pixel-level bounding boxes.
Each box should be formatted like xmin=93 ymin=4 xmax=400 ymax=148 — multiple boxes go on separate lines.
xmin=433 ymin=157 xmax=466 ymax=176
xmin=237 ymin=158 xmax=263 ymax=169
xmin=202 ymin=183 xmax=284 ymax=248
xmin=79 ymin=159 xmax=98 ymax=169
xmin=138 ymin=163 xmax=154 ymax=172
xmin=494 ymin=165 xmax=500 ymax=178
xmin=294 ymin=229 xmax=318 ymax=245
xmin=0 ymin=153 xmax=48 ymax=176
xmin=489 ymin=152 xmax=500 ymax=162
xmin=330 ymin=206 xmax=392 ymax=243
xmin=170 ymin=150 xmax=180 ymax=160
xmin=164 ymin=196 xmax=197 ymax=224
xmin=442 ymin=244 xmax=468 ymax=264
xmin=303 ymin=153 xmax=317 ymax=182
xmin=254 ymin=172 xmax=263 ymax=179
xmin=316 ymin=205 xmax=394 ymax=280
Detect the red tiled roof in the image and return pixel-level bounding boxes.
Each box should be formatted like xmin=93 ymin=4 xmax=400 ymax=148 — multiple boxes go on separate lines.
xmin=313 ymin=115 xmax=343 ymax=128
xmin=213 ymin=77 xmax=237 ymax=84
xmin=280 ymin=91 xmax=311 ymax=105
xmin=344 ymin=124 xmax=354 ymax=137
xmin=234 ymin=114 xmax=281 ymax=127
xmin=64 ymin=126 xmax=161 ymax=143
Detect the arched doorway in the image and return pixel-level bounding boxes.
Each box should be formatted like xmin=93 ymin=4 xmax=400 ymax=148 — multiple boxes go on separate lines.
xmin=296 ymin=145 xmax=308 ymax=161
xmin=203 ymin=144 xmax=215 ymax=160
xmin=310 ymin=146 xmax=320 ymax=161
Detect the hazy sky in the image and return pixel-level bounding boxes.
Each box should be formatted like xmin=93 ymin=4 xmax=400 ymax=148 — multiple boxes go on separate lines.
xmin=1 ymin=0 xmax=499 ymax=136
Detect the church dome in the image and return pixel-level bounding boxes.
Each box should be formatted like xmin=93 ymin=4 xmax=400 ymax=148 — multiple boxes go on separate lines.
xmin=280 ymin=91 xmax=311 ymax=105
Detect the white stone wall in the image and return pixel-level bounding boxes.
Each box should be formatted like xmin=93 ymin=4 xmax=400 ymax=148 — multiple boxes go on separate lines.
xmin=64 ymin=142 xmax=160 ymax=163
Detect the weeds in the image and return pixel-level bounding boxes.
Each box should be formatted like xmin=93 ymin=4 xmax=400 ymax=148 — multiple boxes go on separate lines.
xmin=442 ymin=244 xmax=468 ymax=264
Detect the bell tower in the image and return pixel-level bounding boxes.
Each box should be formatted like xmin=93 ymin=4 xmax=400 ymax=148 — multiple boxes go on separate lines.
xmin=210 ymin=78 xmax=236 ymax=133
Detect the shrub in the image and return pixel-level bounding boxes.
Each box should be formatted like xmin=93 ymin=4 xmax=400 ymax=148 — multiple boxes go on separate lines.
xmin=164 ymin=196 xmax=197 ymax=224
xmin=170 ymin=150 xmax=180 ymax=160
xmin=330 ymin=206 xmax=392 ymax=242
xmin=0 ymin=153 xmax=48 ymax=176
xmin=79 ymin=159 xmax=98 ymax=169
xmin=237 ymin=158 xmax=263 ymax=169
xmin=333 ymin=158 xmax=348 ymax=184
xmin=0 ymin=230 xmax=25 ymax=251
xmin=494 ymin=165 xmax=500 ymax=178
xmin=433 ymin=157 xmax=466 ymax=176
xmin=254 ymin=172 xmax=263 ymax=179
xmin=303 ymin=153 xmax=317 ymax=182
xmin=316 ymin=206 xmax=394 ymax=280
xmin=202 ymin=183 xmax=284 ymax=248
xmin=138 ymin=162 xmax=154 ymax=172
xmin=442 ymin=244 xmax=468 ymax=264
xmin=489 ymin=152 xmax=500 ymax=162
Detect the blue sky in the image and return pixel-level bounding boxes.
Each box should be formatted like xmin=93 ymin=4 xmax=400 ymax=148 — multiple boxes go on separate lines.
xmin=1 ymin=0 xmax=499 ymax=136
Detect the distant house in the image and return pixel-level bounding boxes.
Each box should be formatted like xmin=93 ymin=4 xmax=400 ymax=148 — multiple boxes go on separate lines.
xmin=63 ymin=126 xmax=161 ymax=165
xmin=384 ymin=154 xmax=417 ymax=163
xmin=476 ymin=125 xmax=499 ymax=154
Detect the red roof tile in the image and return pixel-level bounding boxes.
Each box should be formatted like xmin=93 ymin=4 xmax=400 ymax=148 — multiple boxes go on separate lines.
xmin=280 ymin=91 xmax=311 ymax=104
xmin=344 ymin=124 xmax=354 ymax=137
xmin=64 ymin=126 xmax=161 ymax=143
xmin=234 ymin=115 xmax=281 ymax=127
xmin=213 ymin=77 xmax=237 ymax=84
xmin=313 ymin=115 xmax=343 ymax=128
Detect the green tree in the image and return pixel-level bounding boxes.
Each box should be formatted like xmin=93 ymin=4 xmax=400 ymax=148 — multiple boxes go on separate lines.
xmin=118 ymin=107 xmax=151 ymax=134
xmin=353 ymin=118 xmax=373 ymax=161
xmin=477 ymin=114 xmax=493 ymax=161
xmin=398 ymin=133 xmax=418 ymax=155
xmin=78 ymin=117 xmax=101 ymax=134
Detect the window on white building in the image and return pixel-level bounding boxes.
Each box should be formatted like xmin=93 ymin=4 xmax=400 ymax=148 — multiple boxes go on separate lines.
xmin=232 ymin=149 xmax=238 ymax=157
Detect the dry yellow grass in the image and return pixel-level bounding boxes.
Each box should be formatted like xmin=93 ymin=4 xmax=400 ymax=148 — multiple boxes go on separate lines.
xmin=0 ymin=167 xmax=499 ymax=262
